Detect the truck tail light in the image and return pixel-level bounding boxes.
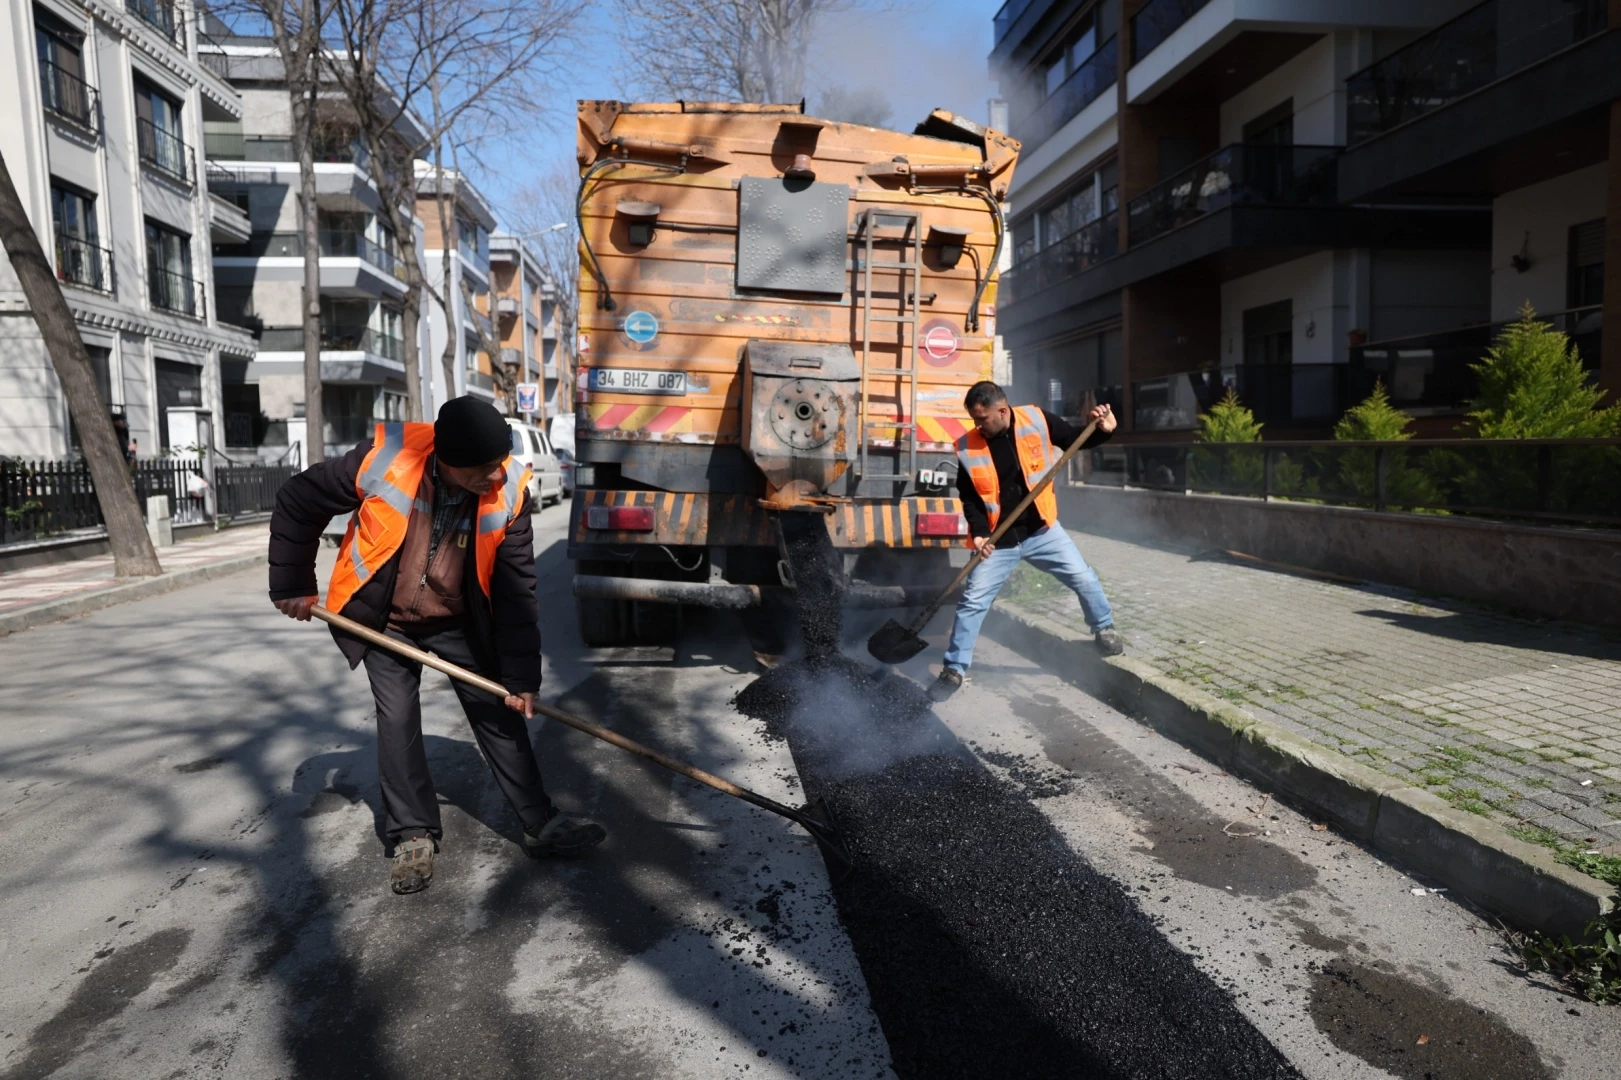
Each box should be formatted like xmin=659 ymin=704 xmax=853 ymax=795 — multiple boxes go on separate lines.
xmin=915 ymin=512 xmax=967 ymax=537
xmin=586 ymin=506 xmax=655 ymax=531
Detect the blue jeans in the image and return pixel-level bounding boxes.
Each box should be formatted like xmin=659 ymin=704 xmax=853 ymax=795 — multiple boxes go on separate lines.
xmin=942 ymin=524 xmax=1113 ymax=673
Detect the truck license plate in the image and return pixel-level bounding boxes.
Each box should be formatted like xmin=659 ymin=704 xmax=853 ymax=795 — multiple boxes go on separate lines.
xmin=588 ymin=368 xmax=686 ymax=395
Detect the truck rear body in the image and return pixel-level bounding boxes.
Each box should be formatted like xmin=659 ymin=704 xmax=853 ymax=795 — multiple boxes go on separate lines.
xmin=567 ymin=100 xmax=1019 ymax=642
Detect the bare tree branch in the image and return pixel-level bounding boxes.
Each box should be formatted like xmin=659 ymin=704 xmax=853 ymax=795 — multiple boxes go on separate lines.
xmin=321 ymin=0 xmax=584 ymax=419
xmin=613 ymin=0 xmax=869 ymax=103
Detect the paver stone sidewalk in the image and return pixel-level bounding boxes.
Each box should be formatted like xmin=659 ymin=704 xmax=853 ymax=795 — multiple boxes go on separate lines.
xmin=0 ymin=526 xmax=268 ymax=619
xmin=997 ymin=529 xmax=1621 ymax=857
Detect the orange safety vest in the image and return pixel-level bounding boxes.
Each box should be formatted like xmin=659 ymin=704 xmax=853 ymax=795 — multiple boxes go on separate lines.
xmin=326 ymin=421 xmax=530 ymax=615
xmin=954 ymin=405 xmax=1059 ymax=547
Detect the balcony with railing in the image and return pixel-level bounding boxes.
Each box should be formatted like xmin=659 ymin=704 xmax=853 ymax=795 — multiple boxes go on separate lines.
xmin=1346 ymin=0 xmax=1607 ymax=145
xmin=1014 ymin=37 xmax=1118 ymax=150
xmin=1127 ymin=144 xmax=1338 ymax=246
xmin=149 ymin=266 xmax=201 ymax=317
xmin=258 ymin=326 xmax=404 ymax=361
xmin=1349 ymin=306 xmax=1601 ymax=414
xmin=1000 ymin=210 xmax=1119 ymax=308
xmin=1130 ymin=0 xmax=1213 ymax=63
xmin=203 ymin=132 xmax=370 ymax=169
xmin=213 ymin=231 xmax=399 ymax=276
xmin=137 ymin=118 xmax=190 ymax=183
xmin=38 ymin=60 xmax=98 ymax=132
xmin=127 ymin=0 xmax=181 ymax=44
xmin=55 ymin=234 xmax=112 ymax=293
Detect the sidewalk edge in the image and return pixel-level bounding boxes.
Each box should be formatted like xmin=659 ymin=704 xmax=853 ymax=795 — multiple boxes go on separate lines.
xmin=983 ymin=602 xmax=1616 ymax=939
xmin=0 ymin=552 xmax=265 ymax=637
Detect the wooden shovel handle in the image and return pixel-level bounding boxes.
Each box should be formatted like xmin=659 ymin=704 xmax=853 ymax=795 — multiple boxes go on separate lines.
xmin=308 ymin=606 xmax=809 ymax=822
xmin=907 ymin=417 xmax=1099 ymax=633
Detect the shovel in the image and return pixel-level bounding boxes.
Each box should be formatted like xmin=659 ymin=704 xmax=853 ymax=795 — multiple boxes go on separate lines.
xmin=310 ymin=606 xmax=854 ymax=881
xmin=866 ymin=417 xmax=1099 ymax=665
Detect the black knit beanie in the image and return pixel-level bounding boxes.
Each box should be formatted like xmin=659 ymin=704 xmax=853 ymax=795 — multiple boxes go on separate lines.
xmin=434 ymin=396 xmax=512 ymax=466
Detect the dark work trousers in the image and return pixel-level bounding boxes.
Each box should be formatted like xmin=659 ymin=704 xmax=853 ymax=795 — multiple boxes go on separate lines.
xmin=361 ymin=624 xmax=552 ymax=851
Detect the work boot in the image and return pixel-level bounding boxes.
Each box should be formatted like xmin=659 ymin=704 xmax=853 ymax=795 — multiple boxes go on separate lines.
xmin=1094 ymin=628 xmax=1125 ymax=657
xmin=524 ymin=812 xmax=607 ymax=858
xmin=390 ymin=834 xmax=436 ymax=895
xmin=929 ymin=666 xmax=964 ymax=702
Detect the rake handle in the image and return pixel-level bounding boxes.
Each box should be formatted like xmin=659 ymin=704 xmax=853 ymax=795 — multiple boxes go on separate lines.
xmin=309 ymin=606 xmax=810 ymax=826
xmin=906 ymin=417 xmax=1099 ymax=634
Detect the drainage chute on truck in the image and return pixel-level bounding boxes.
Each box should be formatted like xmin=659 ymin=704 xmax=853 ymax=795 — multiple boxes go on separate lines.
xmin=567 ymin=99 xmax=1019 ymax=646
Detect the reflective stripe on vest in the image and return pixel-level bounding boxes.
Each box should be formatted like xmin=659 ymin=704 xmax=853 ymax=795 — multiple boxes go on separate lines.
xmin=954 ymin=405 xmax=1060 ymax=548
xmin=326 ymin=421 xmax=528 ymax=615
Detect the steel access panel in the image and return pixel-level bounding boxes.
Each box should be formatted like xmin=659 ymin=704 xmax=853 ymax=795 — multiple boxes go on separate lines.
xmin=736 ymin=177 xmax=850 ymax=296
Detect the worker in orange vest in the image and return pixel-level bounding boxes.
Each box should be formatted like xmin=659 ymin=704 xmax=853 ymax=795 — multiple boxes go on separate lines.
xmin=268 ymin=396 xmax=604 ymax=895
xmin=932 ymin=381 xmax=1122 ymax=702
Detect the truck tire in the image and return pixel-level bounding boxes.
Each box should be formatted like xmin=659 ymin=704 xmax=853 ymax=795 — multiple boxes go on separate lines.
xmin=576 ymin=595 xmax=625 ymax=647
xmin=631 ymin=600 xmax=681 ymax=645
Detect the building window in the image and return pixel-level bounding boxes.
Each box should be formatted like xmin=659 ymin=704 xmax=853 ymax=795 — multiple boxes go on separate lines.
xmin=134 ymin=77 xmax=189 ymax=181
xmin=36 ymin=7 xmax=97 ymax=129
xmin=1242 ymin=100 xmax=1294 ymax=146
xmin=51 ymin=183 xmax=108 ymax=291
xmin=1569 ymin=219 xmax=1604 ymax=309
xmin=126 ymin=0 xmax=180 ymax=45
xmin=145 ymin=220 xmax=196 ymax=315
xmin=1243 ymin=300 xmax=1293 ymax=366
xmin=1040 ymin=7 xmax=1100 ymax=98
xmin=68 ymin=345 xmax=117 ymax=450
xmin=1015 ymin=160 xmax=1119 ymax=267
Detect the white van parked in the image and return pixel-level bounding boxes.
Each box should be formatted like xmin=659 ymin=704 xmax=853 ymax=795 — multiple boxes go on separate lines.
xmin=506 ymin=419 xmax=566 ymax=509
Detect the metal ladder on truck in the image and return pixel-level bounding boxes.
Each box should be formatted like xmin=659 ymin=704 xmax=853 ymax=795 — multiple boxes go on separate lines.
xmin=854 ymin=208 xmax=923 ymax=488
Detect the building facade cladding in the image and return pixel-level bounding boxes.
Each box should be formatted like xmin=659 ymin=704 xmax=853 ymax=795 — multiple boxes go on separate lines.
xmin=198 ymin=38 xmax=422 ymax=460
xmin=415 ymin=163 xmax=500 ymax=411
xmin=489 ymin=232 xmax=559 ymax=421
xmin=987 ymin=0 xmax=1604 ymax=440
xmin=0 ymin=0 xmax=256 ymax=460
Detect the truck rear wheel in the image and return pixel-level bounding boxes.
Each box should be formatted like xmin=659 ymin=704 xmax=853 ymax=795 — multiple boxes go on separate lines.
xmin=576 ymin=595 xmax=626 ymax=647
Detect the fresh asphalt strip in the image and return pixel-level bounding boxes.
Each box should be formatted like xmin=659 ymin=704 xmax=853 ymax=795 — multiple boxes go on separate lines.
xmin=735 ymin=520 xmax=1301 ymax=1079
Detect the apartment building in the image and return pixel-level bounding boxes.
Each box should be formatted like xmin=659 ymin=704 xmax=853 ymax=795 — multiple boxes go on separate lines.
xmin=0 ymin=0 xmax=257 ymax=460
xmin=989 ymin=0 xmax=1600 ymax=439
xmin=415 ymin=163 xmax=500 ymax=409
xmin=198 ymin=22 xmax=425 ymax=460
xmin=489 ymin=231 xmax=559 ymax=421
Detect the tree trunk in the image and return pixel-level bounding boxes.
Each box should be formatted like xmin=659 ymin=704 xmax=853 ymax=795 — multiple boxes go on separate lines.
xmin=0 ymin=151 xmax=162 ymax=577
xmin=400 ymin=293 xmax=424 ymax=420
xmin=295 ymin=72 xmax=324 ymax=463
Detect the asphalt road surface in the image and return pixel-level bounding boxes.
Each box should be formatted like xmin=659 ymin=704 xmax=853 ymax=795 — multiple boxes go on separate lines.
xmin=0 ymin=506 xmax=1615 ymax=1079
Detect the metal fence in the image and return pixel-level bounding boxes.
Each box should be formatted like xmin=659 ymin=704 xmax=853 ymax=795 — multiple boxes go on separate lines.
xmin=1 ymin=457 xmax=293 ymax=545
xmin=1093 ymin=438 xmax=1621 ymax=526
xmin=216 ymin=464 xmax=296 ymax=519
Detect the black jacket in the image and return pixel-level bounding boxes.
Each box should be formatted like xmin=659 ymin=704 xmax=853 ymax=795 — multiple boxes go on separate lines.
xmin=957 ymin=408 xmax=1112 ymax=545
xmin=268 ymin=440 xmax=543 ymax=694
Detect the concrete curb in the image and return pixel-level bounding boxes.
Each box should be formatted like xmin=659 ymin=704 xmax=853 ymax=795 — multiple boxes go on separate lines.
xmin=983 ymin=603 xmax=1616 ymax=939
xmin=0 ymin=552 xmax=265 ymax=638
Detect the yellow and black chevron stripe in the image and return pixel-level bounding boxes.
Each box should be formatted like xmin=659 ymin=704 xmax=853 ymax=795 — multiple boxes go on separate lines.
xmin=571 ymin=489 xmax=965 ymax=549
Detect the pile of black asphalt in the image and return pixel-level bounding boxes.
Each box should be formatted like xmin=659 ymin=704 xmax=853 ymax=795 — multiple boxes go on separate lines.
xmin=732 ymin=517 xmax=1301 ymax=1080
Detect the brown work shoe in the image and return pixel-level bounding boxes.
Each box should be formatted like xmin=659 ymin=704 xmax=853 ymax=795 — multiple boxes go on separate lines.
xmin=390 ymin=835 xmax=436 ymax=894
xmin=523 ymin=813 xmax=607 ymax=858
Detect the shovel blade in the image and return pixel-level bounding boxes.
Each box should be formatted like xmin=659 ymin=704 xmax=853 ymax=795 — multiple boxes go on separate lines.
xmin=802 ymin=797 xmax=854 ymax=884
xmin=866 ymin=618 xmax=927 ymax=665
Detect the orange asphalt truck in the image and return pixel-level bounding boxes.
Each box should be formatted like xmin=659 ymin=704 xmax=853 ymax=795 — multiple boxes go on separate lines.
xmin=567 ymin=100 xmax=1019 ymax=646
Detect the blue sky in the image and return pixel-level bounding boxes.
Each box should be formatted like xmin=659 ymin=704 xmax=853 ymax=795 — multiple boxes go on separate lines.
xmin=472 ymin=0 xmax=1001 ymax=223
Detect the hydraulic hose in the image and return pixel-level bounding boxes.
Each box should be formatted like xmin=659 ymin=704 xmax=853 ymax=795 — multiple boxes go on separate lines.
xmin=576 ymin=157 xmax=686 ymax=312
xmin=912 ymin=183 xmax=1006 ymax=333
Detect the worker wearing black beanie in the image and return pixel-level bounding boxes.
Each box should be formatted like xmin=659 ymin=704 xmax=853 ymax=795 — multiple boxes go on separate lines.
xmin=267 ymin=393 xmax=607 ymax=897
xmin=434 ymin=395 xmax=514 ymax=467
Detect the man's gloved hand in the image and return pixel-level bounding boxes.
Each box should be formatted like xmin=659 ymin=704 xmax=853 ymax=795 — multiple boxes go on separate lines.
xmin=274 ymin=595 xmax=318 ymax=621
xmin=504 ymin=692 xmax=536 ymax=718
